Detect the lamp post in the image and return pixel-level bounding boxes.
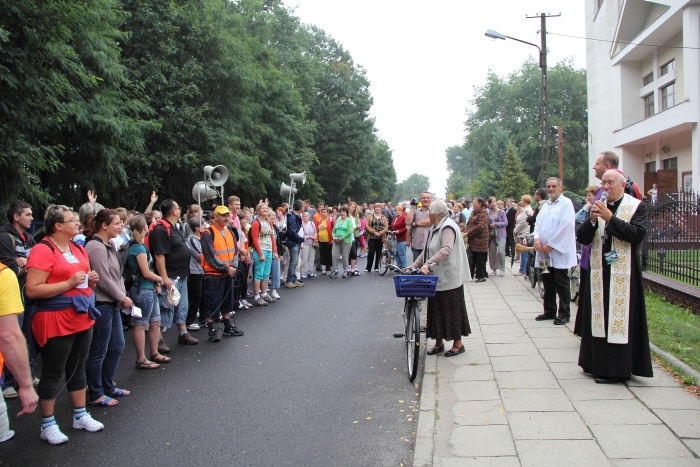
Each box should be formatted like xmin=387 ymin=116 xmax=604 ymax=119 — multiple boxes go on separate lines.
xmin=485 ymin=27 xmax=549 ymax=185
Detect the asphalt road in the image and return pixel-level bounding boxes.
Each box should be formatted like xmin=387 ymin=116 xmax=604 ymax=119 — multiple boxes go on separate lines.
xmin=1 ymin=259 xmax=425 ymax=466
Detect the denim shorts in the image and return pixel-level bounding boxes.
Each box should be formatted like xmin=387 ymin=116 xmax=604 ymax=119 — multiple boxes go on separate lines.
xmin=130 ymin=287 xmax=161 ymax=328
xmin=158 ymin=277 xmax=189 ymax=329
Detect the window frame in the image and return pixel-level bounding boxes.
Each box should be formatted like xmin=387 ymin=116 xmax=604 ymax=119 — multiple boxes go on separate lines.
xmin=661 ymin=82 xmax=675 ymax=110
xmin=643 ymin=93 xmax=654 ymax=118
xmin=642 ymin=72 xmax=653 ymax=86
xmin=660 ymin=60 xmax=675 ymax=76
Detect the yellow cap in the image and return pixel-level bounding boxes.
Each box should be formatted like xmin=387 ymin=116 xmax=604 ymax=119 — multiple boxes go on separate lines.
xmin=214 ymin=205 xmax=230 ymax=215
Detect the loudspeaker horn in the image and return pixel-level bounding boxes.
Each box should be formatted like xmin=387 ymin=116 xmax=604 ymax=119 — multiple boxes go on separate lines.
xmin=280 ymin=182 xmax=297 ymax=196
xmin=192 ymin=182 xmax=218 ymax=202
xmin=203 ymin=165 xmax=229 ymax=187
xmin=290 ymin=171 xmax=306 ymax=184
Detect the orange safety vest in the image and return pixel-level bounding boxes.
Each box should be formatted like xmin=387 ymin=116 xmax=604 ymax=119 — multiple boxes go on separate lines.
xmin=201 ymin=226 xmax=236 ymax=275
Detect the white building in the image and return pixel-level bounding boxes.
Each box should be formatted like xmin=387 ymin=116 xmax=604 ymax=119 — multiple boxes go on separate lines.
xmin=585 ymin=0 xmax=699 ymax=194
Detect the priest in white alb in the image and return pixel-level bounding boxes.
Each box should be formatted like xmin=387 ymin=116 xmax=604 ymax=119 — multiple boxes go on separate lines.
xmin=576 ymin=169 xmax=653 ymax=384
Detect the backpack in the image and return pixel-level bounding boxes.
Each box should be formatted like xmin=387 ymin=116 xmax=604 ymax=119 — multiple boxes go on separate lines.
xmin=119 ymin=240 xmax=137 ymax=291
xmin=625 ymin=176 xmax=643 ymax=200
xmin=144 ymin=219 xmax=172 ymax=252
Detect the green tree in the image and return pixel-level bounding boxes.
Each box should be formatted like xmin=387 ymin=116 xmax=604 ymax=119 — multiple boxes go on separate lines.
xmin=395 ymin=174 xmax=430 ymax=202
xmin=496 ymin=143 xmax=534 ymax=200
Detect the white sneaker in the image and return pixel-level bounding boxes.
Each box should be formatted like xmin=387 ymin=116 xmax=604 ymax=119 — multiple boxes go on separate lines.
xmin=187 ymin=323 xmax=200 ymax=331
xmin=73 ymin=413 xmax=104 ymax=432
xmin=40 ymin=424 xmax=69 ymax=445
xmin=2 ymin=387 xmax=18 ymax=399
xmin=0 ymin=430 xmax=15 ymax=443
xmin=241 ymin=300 xmax=252 ymax=307
xmin=497 ymin=270 xmax=505 ymax=277
xmin=271 ymin=291 xmax=281 ymax=300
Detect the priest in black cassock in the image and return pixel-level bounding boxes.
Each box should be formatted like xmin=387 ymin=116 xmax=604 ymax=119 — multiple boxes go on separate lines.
xmin=576 ymin=169 xmax=653 ymax=384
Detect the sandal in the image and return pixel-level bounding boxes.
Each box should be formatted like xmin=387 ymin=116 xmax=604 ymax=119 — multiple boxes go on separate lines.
xmin=88 ymin=396 xmax=119 ymax=407
xmin=108 ymin=388 xmax=131 ymax=398
xmin=135 ymin=358 xmax=160 ymax=370
xmin=151 ymin=352 xmax=172 ymax=364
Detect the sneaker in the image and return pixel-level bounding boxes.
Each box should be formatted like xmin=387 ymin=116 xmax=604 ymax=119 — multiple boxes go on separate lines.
xmin=177 ymin=333 xmax=199 ymax=345
xmin=187 ymin=323 xmax=200 ymax=331
xmin=497 ymin=270 xmax=505 ymax=277
xmin=271 ymin=291 xmax=281 ymax=299
xmin=321 ymin=271 xmax=327 ymax=275
xmin=490 ymin=270 xmax=497 ymax=276
xmin=294 ymin=280 xmax=304 ymax=286
xmin=330 ymin=270 xmax=338 ymax=279
xmin=308 ymin=273 xmax=317 ymax=278
xmin=262 ymin=295 xmax=276 ymax=303
xmin=254 ymin=297 xmax=268 ymax=306
xmin=73 ymin=413 xmax=104 ymax=433
xmin=2 ymin=387 xmax=18 ymax=399
xmin=40 ymin=424 xmax=69 ymax=445
xmin=222 ymin=327 xmax=244 ymax=337
xmin=33 ymin=377 xmax=40 ymax=388
xmin=208 ymin=330 xmax=220 ymax=343
xmin=284 ymin=282 xmax=297 ymax=289
xmin=341 ymin=271 xmax=348 ymax=278
xmin=241 ymin=299 xmax=252 ymax=308
xmin=246 ymin=290 xmax=254 ymax=297
xmin=300 ymin=274 xmax=307 ymax=279
xmin=0 ymin=430 xmax=15 ymax=443
xmin=157 ymin=340 xmax=170 ymax=354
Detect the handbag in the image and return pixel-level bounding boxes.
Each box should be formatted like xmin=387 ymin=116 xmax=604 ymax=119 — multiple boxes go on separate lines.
xmin=520 ymin=234 xmax=534 ymax=247
xmin=489 ymin=228 xmax=498 ymax=240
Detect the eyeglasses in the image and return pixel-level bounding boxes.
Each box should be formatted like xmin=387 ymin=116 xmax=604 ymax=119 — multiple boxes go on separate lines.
xmin=59 ymin=219 xmax=80 ymax=224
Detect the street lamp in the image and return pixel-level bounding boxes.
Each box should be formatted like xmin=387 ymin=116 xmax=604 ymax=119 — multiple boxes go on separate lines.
xmin=485 ymin=28 xmax=549 ymax=184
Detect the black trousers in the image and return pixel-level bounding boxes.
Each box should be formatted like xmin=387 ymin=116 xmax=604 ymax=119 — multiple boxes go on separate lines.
xmin=541 ymin=267 xmax=571 ymax=318
xmin=37 ymin=328 xmax=93 ymax=400
xmin=472 ymin=251 xmax=488 ymax=279
xmin=366 ymin=238 xmax=383 ymax=271
xmin=186 ymin=274 xmax=203 ymax=324
xmin=505 ymin=232 xmax=515 ymax=256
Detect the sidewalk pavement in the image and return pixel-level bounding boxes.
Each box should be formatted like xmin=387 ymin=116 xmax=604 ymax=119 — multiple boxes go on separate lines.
xmin=414 ymin=264 xmax=700 ymax=466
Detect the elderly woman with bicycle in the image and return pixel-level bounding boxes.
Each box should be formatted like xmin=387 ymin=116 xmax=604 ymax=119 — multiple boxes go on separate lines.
xmin=411 ymin=200 xmax=471 ymax=357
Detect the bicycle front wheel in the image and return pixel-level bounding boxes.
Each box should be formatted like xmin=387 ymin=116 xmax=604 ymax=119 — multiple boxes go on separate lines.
xmin=406 ymin=301 xmax=421 ymax=382
xmin=538 ymin=272 xmax=545 ymax=298
xmin=570 ymin=269 xmax=580 ymax=302
xmin=378 ymin=250 xmax=389 ymax=276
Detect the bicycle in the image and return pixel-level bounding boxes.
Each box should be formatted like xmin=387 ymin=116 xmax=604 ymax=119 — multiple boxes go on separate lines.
xmin=526 ymin=248 xmax=545 ymax=298
xmin=389 ymin=265 xmax=436 ymax=382
xmin=378 ymin=232 xmax=397 ymax=276
xmin=569 ymin=251 xmax=582 ymax=302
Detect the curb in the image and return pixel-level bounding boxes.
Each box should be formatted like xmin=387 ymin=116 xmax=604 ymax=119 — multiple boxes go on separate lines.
xmin=412 ymin=349 xmax=437 ymax=467
xmin=650 ymin=342 xmax=700 ymax=384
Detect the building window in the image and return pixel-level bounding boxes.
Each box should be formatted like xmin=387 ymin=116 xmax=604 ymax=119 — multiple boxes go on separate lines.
xmin=661 ymin=82 xmax=675 ymax=110
xmin=660 ymin=60 xmax=675 ymax=76
xmin=643 ymin=93 xmax=654 ymax=118
xmin=645 ymin=161 xmax=656 ymax=172
xmin=642 ymin=72 xmax=653 ymax=85
xmin=663 ymin=157 xmax=677 ymax=170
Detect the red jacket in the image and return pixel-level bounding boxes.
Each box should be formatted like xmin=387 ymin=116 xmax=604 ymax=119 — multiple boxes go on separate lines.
xmin=391 ymin=213 xmax=408 ymax=243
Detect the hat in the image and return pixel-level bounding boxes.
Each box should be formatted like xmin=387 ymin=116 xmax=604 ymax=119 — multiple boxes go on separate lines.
xmin=214 ymin=205 xmax=230 ymax=215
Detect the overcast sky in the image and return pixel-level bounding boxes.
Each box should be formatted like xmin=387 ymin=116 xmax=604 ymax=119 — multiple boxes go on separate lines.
xmin=284 ymin=0 xmax=588 ymax=196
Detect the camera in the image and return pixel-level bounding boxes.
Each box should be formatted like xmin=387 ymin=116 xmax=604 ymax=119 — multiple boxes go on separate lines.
xmin=410 ymin=198 xmax=418 ymax=206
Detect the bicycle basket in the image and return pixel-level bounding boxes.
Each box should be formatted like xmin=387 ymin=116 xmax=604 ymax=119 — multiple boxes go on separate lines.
xmin=393 ymin=275 xmax=438 ymax=298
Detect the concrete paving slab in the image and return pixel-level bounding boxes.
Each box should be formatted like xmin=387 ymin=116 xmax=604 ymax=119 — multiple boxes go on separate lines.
xmin=491 ymin=355 xmax=549 ymax=372
xmin=478 ymin=315 xmax=520 ymax=325
xmin=685 ymin=439 xmax=700 ymax=457
xmin=453 ymin=363 xmax=495 ymax=382
xmin=548 ymin=362 xmax=589 ymax=380
xmin=530 ymin=336 xmax=582 ymax=349
xmin=452 ymin=380 xmax=501 ymax=401
xmin=450 ymin=425 xmax=517 ymax=457
xmin=508 ymin=411 xmax=592 ymax=439
xmin=485 ymin=343 xmax=539 ymax=357
xmin=483 ymin=333 xmax=533 ymax=344
xmin=481 ymin=324 xmax=530 ymax=334
xmin=500 ymin=388 xmax=574 ymax=412
xmin=559 ymin=379 xmax=636 ymax=401
xmin=653 ymin=409 xmax=700 ymax=439
xmin=495 ymin=370 xmax=559 ymax=389
xmin=629 ymin=387 xmax=700 ymax=410
xmin=612 ymin=460 xmax=700 ymax=467
xmin=515 ymin=440 xmax=610 ymax=467
xmin=525 ymin=327 xmax=575 ymax=337
xmin=440 ymin=457 xmax=521 ymax=467
xmin=452 ymin=400 xmax=508 ymax=426
xmin=573 ymin=399 xmax=662 ymax=425
xmin=591 ymin=424 xmax=694 ymax=459
xmin=539 ymin=347 xmax=580 ymax=363
xmin=626 ymin=373 xmax=682 ymax=387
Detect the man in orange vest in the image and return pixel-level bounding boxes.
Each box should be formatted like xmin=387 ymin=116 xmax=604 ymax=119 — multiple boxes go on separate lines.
xmin=200 ymin=205 xmax=242 ymax=343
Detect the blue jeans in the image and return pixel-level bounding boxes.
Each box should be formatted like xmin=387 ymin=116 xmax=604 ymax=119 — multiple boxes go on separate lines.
xmin=396 ymin=241 xmax=408 ymax=268
xmin=159 ymin=277 xmax=189 ymax=329
xmin=86 ymin=304 xmax=125 ymax=401
xmin=270 ymin=257 xmax=281 ymax=289
xmin=130 ymin=287 xmax=160 ymax=327
xmin=286 ymin=243 xmax=301 ymax=284
xmin=519 ymin=251 xmax=529 ymax=274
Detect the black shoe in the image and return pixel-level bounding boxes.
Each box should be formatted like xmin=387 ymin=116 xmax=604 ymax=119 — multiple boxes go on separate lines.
xmin=208 ymin=330 xmax=220 ymax=343
xmin=444 ymin=346 xmax=465 ymax=357
xmin=222 ymin=327 xmax=244 ymax=337
xmin=535 ymin=314 xmax=556 ymax=321
xmin=427 ymin=345 xmax=444 ymax=355
xmin=553 ymin=317 xmax=570 ymax=325
xmin=594 ymin=376 xmax=622 ymax=384
xmin=475 ymin=278 xmax=486 ymax=283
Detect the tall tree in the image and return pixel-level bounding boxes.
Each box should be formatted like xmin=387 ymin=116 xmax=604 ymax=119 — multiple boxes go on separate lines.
xmin=495 ymin=143 xmax=534 ymax=200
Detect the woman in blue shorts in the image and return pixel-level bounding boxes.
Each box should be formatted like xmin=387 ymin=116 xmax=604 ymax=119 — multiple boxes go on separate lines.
xmin=126 ymin=215 xmax=167 ymax=369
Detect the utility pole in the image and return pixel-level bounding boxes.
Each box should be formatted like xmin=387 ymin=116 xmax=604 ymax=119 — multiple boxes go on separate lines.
xmin=527 ymin=12 xmax=560 ymax=186
xmin=556 ymin=124 xmax=564 ymax=182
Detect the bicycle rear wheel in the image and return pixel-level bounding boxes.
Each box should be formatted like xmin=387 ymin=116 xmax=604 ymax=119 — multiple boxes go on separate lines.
xmin=528 ymin=262 xmax=537 ymax=289
xmin=378 ymin=250 xmax=389 ymax=276
xmin=537 ymin=271 xmax=545 ymax=298
xmin=406 ymin=301 xmax=420 ymax=382
xmin=570 ymin=268 xmax=580 ymax=302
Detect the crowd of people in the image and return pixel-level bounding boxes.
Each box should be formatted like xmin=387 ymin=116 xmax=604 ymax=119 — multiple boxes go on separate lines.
xmin=0 ymin=149 xmax=655 ymax=446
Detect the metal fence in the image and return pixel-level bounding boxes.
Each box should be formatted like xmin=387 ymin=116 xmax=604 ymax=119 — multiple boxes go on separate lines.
xmin=643 ymin=190 xmax=700 ymax=287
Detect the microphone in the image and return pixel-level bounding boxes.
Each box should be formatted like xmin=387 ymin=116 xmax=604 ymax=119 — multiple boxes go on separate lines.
xmin=599 ymin=191 xmax=609 ymax=204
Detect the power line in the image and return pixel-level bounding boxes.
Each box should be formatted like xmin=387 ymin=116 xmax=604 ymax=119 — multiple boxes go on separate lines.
xmin=548 ymin=31 xmax=700 ymax=50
